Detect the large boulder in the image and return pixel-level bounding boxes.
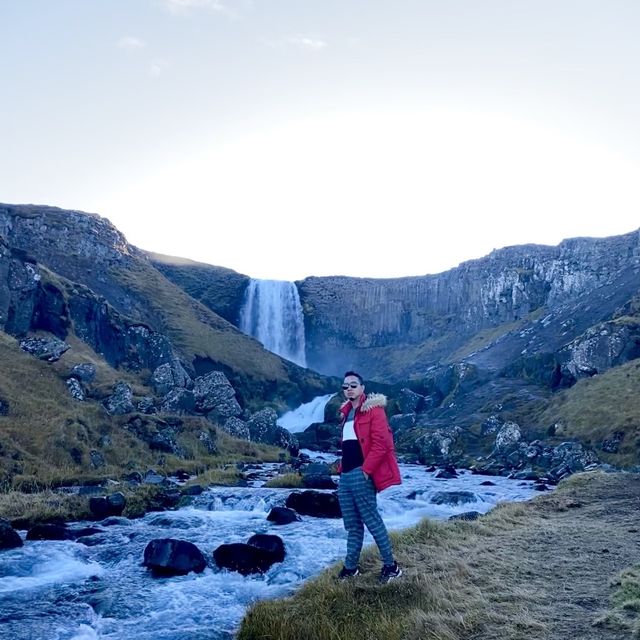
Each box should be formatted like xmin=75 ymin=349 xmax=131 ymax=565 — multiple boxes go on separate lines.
xmin=103 ymin=382 xmax=135 ymax=415
xmin=285 ymin=490 xmax=341 ymax=518
xmin=19 ymin=336 xmax=69 ymax=361
xmin=247 ymin=408 xmax=299 ymax=453
xmin=151 ymin=359 xmax=192 ymax=396
xmin=193 ymin=371 xmax=242 ymax=417
xmin=266 ymin=507 xmax=301 ymax=525
xmin=143 ymin=538 xmax=207 ymax=576
xmin=89 ymin=492 xmax=126 ymax=519
xmin=415 ymin=427 xmax=463 ymax=465
xmin=213 ymin=534 xmax=286 ymax=575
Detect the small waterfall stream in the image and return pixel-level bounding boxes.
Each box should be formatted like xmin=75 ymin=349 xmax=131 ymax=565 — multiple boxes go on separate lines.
xmin=0 ymin=396 xmax=545 ymax=640
xmin=0 ymin=462 xmax=540 ymax=640
xmin=239 ymin=280 xmax=307 ymax=367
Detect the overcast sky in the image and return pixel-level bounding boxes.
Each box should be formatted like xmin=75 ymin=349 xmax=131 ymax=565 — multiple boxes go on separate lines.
xmin=1 ymin=0 xmax=639 ymax=280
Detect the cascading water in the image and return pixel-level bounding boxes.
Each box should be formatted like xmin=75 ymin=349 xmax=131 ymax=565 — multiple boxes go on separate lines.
xmin=239 ymin=279 xmax=307 ymax=367
xmin=277 ymin=394 xmax=335 ymax=432
xmin=0 ymin=460 xmax=541 ymax=640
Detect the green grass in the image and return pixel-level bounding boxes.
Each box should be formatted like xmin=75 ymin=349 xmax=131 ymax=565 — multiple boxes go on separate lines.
xmin=0 ymin=330 xmax=287 ymax=523
xmin=593 ymin=566 xmax=640 ymax=636
xmin=538 ymin=359 xmax=640 ymax=464
xmin=263 ymin=473 xmax=304 ymax=488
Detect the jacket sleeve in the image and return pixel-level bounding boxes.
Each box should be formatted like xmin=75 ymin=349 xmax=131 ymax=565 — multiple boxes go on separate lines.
xmin=361 ymin=407 xmax=393 ymax=476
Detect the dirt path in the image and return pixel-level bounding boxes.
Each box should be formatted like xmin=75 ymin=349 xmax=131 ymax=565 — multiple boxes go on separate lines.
xmin=467 ymin=473 xmax=640 ymax=640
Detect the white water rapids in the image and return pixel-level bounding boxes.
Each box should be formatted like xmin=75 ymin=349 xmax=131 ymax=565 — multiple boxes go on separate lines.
xmin=0 ymin=397 xmax=542 ymax=640
xmin=0 ymin=460 xmax=540 ymax=640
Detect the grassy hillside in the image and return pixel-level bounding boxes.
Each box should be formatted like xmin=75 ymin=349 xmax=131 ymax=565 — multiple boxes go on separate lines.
xmin=112 ymin=259 xmax=287 ymax=380
xmin=0 ymin=332 xmax=282 ymax=494
xmin=538 ymin=358 xmax=640 ymax=465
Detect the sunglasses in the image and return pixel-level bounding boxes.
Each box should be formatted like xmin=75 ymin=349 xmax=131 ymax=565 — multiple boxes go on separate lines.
xmin=341 ymin=383 xmax=360 ymax=390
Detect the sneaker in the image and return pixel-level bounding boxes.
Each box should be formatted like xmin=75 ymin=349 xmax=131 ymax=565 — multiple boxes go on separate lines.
xmin=379 ymin=562 xmax=402 ymax=584
xmin=337 ymin=565 xmax=360 ymax=580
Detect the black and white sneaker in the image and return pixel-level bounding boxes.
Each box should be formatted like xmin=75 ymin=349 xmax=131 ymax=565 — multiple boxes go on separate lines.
xmin=337 ymin=565 xmax=360 ymax=580
xmin=379 ymin=562 xmax=402 ymax=584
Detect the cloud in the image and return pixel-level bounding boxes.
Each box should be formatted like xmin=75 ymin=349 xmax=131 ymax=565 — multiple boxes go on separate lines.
xmin=286 ymin=35 xmax=327 ymax=51
xmin=264 ymin=34 xmax=328 ymax=52
xmin=117 ymin=36 xmax=147 ymax=50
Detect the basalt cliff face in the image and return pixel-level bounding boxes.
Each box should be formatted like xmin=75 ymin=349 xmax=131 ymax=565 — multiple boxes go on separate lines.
xmin=298 ymin=232 xmax=640 ymax=381
xmin=155 ymin=224 xmax=640 ymax=472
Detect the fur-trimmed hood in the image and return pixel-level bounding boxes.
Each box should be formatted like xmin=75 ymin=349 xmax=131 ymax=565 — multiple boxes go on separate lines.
xmin=340 ymin=392 xmax=387 ymax=414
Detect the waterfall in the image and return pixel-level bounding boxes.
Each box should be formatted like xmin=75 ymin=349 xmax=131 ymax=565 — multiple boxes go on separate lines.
xmin=239 ymin=279 xmax=307 ymax=367
xmin=277 ymin=394 xmax=335 ymax=433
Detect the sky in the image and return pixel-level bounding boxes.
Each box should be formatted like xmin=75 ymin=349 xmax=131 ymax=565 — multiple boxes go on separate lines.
xmin=1 ymin=1 xmax=639 ymax=281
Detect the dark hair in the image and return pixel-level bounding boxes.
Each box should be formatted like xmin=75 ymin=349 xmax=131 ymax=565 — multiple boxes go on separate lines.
xmin=343 ymin=371 xmax=364 ymax=385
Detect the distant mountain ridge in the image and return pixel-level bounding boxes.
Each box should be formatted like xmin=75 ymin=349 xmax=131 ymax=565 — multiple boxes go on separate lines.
xmin=2 ymin=202 xmax=640 ymax=484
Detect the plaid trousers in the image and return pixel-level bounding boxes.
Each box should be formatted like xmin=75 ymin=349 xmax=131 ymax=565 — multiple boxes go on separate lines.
xmin=337 ymin=467 xmax=394 ymax=569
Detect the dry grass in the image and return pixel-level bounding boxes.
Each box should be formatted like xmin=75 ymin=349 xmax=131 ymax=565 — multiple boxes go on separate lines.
xmin=238 ymin=471 xmax=640 ymax=640
xmin=540 ymin=359 xmax=640 ymax=464
xmin=111 ymin=260 xmax=287 ymax=380
xmin=263 ymin=473 xmax=304 ymax=488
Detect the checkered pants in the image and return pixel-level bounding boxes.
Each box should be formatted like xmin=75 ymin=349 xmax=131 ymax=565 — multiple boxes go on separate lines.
xmin=338 ymin=467 xmax=394 ymax=569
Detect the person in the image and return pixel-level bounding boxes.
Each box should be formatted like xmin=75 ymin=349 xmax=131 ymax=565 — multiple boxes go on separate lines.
xmin=336 ymin=370 xmax=403 ymax=584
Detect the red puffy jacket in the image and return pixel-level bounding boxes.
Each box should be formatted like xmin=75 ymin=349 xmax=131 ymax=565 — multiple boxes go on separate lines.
xmin=338 ymin=393 xmax=402 ymax=492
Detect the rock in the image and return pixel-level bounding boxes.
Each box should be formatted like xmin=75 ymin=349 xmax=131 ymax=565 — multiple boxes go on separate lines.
xmin=183 ymin=484 xmax=203 ymax=496
xmin=103 ymin=382 xmax=134 ymax=415
xmin=212 ymin=543 xmax=271 ymax=575
xmin=89 ymin=492 xmax=126 ymax=518
xmin=137 ymin=396 xmax=157 ymax=414
xmin=481 ymin=415 xmax=503 ymax=436
xmin=389 ymin=413 xmax=417 ymax=433
xmin=19 ymin=336 xmax=69 ymax=361
xmin=27 ymin=523 xmax=74 ymax=541
xmin=0 ymin=518 xmax=23 ymax=549
xmin=144 ymin=469 xmax=167 ymax=485
xmin=398 ymin=388 xmax=425 ymax=413
xmin=247 ymin=533 xmax=286 ymax=563
xmin=551 ymin=442 xmax=599 ymax=473
xmin=430 ymin=490 xmax=478 ymax=506
xmin=159 ymin=388 xmax=196 ymax=414
xmin=415 ymin=427 xmax=463 ymax=465
xmin=151 ymin=358 xmax=192 ymax=396
xmin=285 ymin=490 xmax=341 ymax=518
xmin=246 ymin=408 xmax=299 ymax=453
xmin=143 ymin=538 xmax=207 ymax=576
xmin=267 ymin=507 xmax=301 ymax=525
xmin=89 ymin=450 xmax=106 ymax=469
xmin=449 ymin=511 xmax=482 ymax=521
xmin=71 ymin=362 xmax=96 ymax=383
xmin=220 ymin=416 xmax=249 ymax=439
xmin=66 ymin=377 xmax=85 ymax=401
xmin=512 ymin=467 xmax=539 ymax=481
xmin=193 ymin=371 xmax=242 ymax=416
xmin=302 ymin=474 xmax=338 ymax=490
xmin=197 ymin=430 xmax=218 ymax=454
xmin=494 ymin=422 xmax=522 ymax=456
xmin=601 ymin=431 xmax=625 ymax=453
xmin=435 ymin=465 xmax=458 ymax=479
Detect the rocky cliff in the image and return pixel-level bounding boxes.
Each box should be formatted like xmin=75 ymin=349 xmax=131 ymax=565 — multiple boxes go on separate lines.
xmin=0 ymin=204 xmax=333 ymax=408
xmin=297 ymin=231 xmax=640 ymax=380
